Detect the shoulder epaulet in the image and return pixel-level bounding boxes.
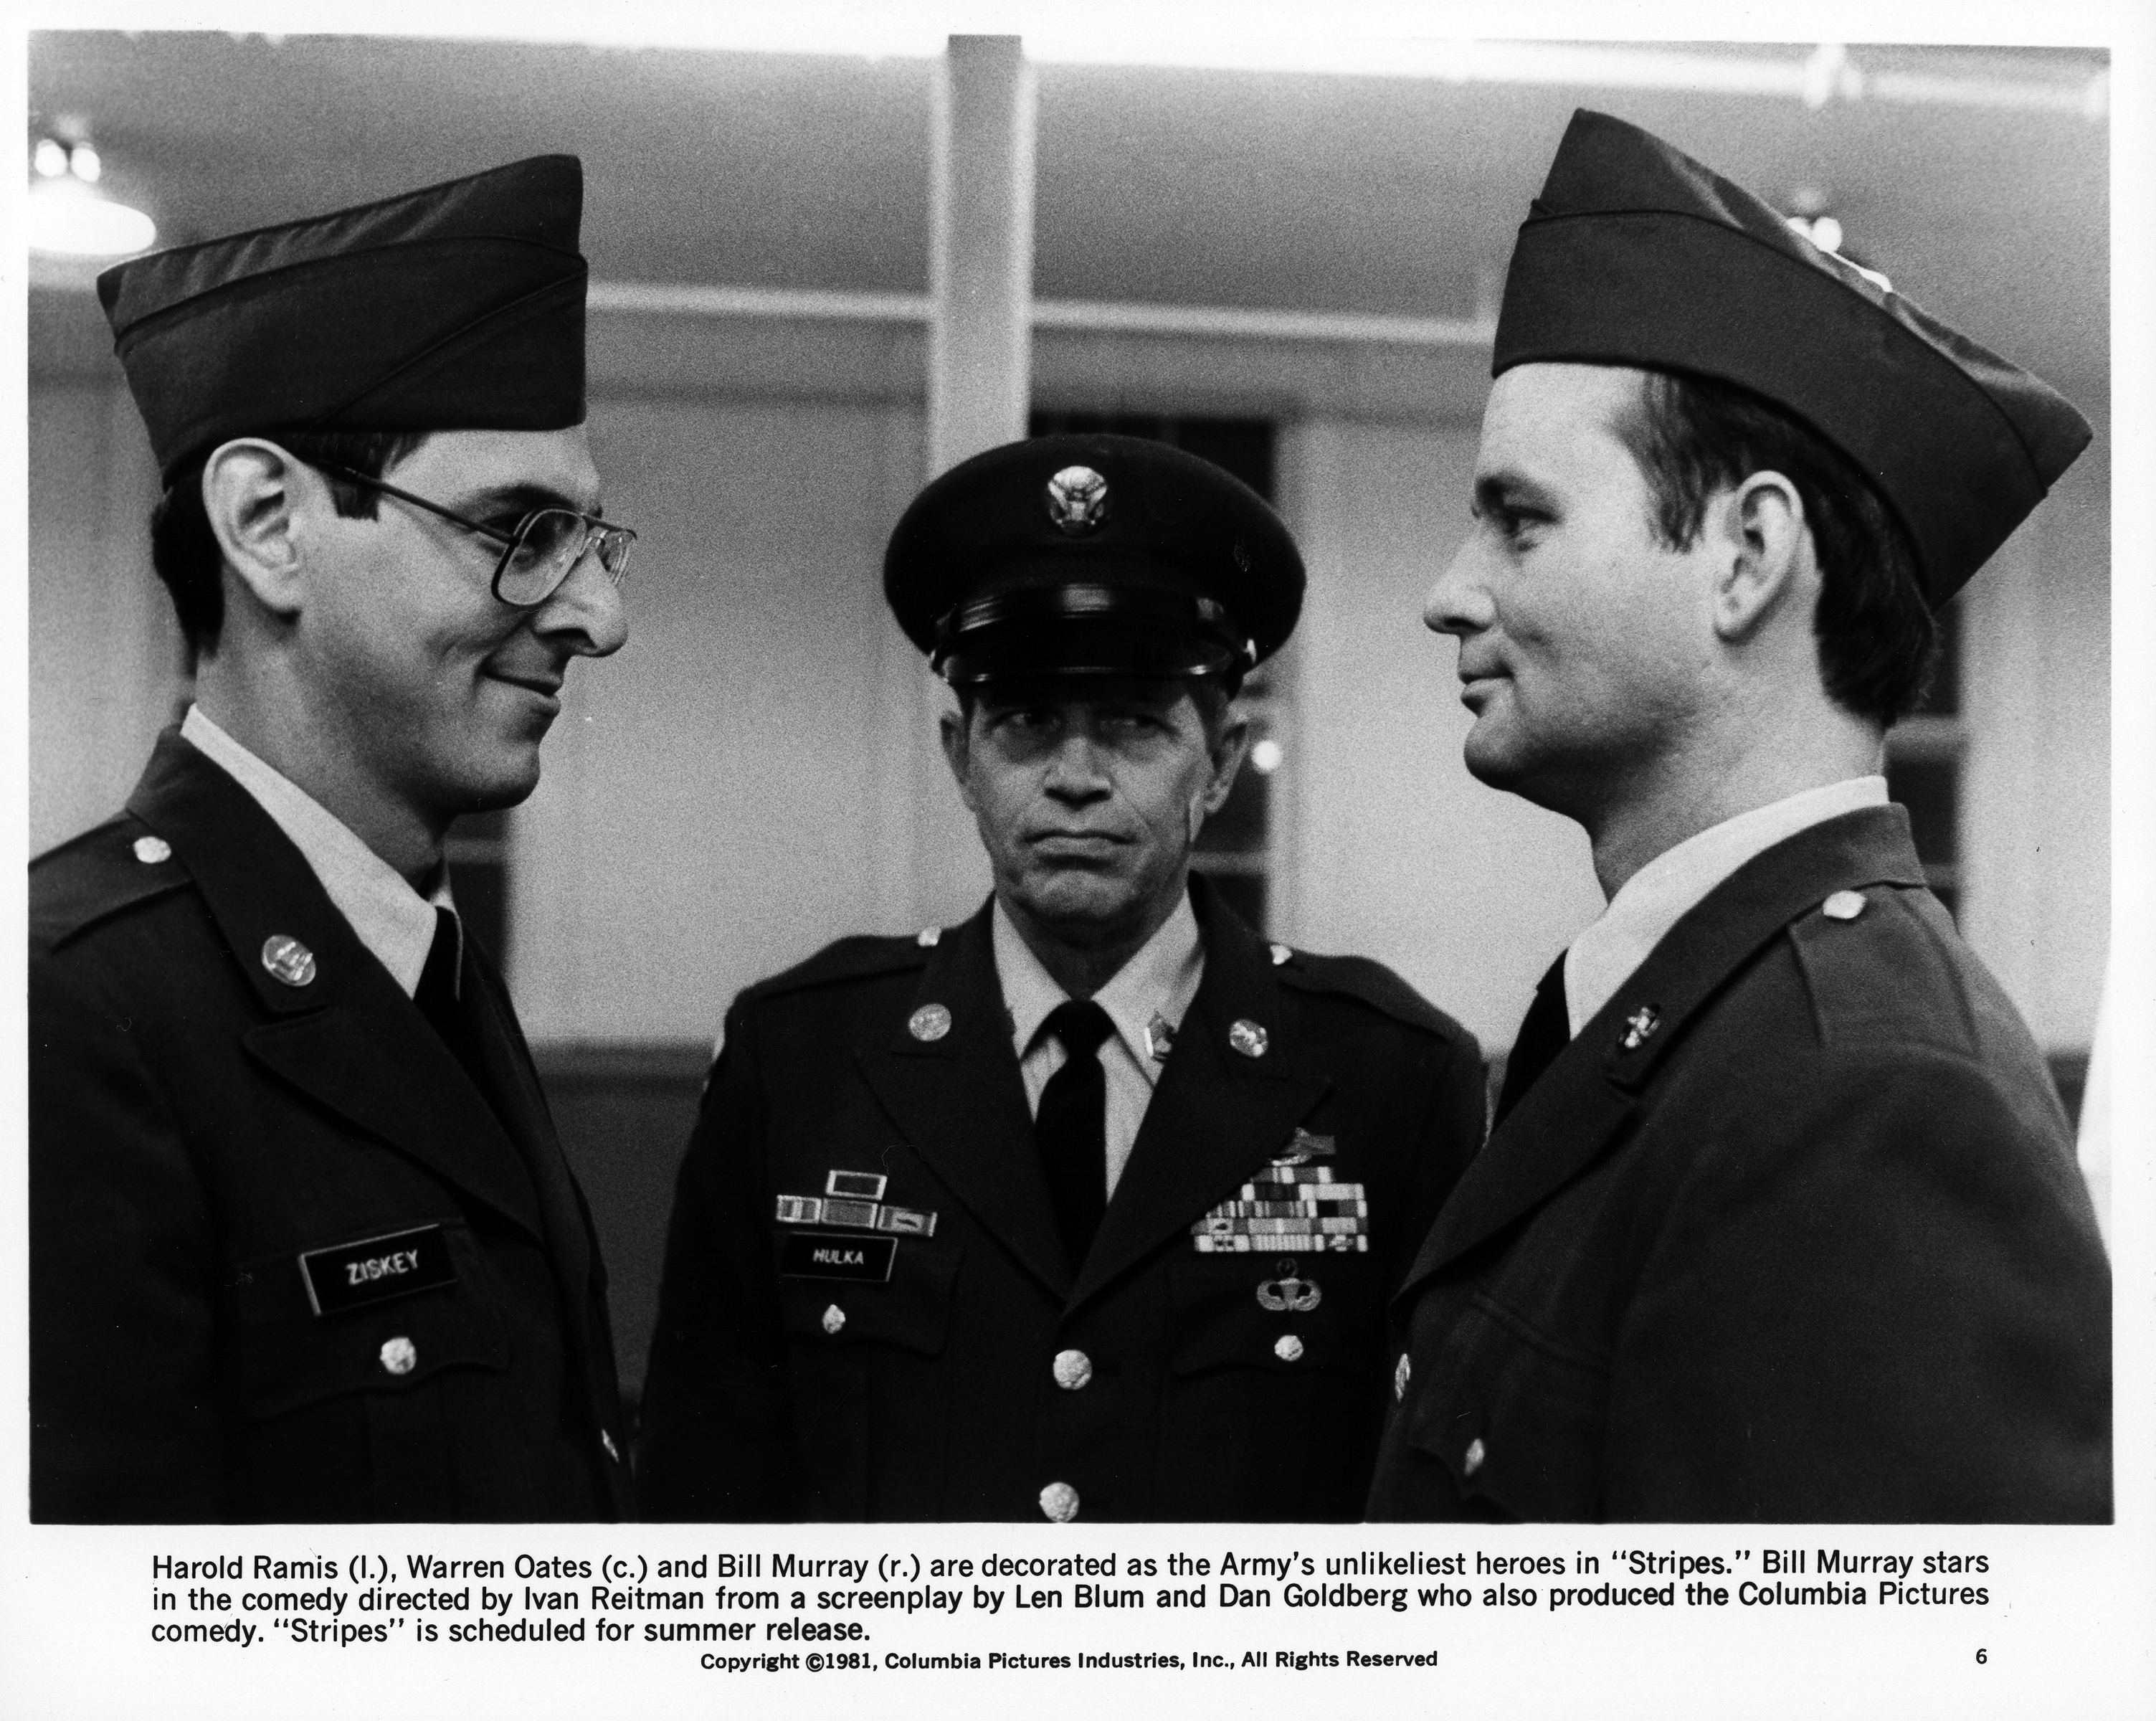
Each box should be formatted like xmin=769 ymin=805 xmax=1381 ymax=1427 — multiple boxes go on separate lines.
xmin=1274 ymin=946 xmax=1467 ymax=1040
xmin=30 ymin=815 xmax=193 ymax=950
xmin=746 ymin=930 xmax=934 ymax=1003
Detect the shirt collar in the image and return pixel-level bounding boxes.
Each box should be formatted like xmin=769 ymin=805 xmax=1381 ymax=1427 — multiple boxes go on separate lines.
xmin=1564 ymin=775 xmax=1889 ymax=1037
xmin=179 ymin=704 xmax=455 ymax=999
xmin=992 ymin=891 xmax=1206 ymax=1071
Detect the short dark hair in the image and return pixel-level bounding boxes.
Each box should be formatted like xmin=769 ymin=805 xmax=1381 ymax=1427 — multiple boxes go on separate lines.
xmin=149 ymin=427 xmax=430 ymax=662
xmin=957 ymin=676 xmax=1239 ymax=748
xmin=1610 ymin=368 xmax=1937 ymax=727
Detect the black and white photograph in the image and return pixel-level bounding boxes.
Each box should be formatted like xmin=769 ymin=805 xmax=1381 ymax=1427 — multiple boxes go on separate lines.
xmin=7 ymin=5 xmax=2150 ymax=1716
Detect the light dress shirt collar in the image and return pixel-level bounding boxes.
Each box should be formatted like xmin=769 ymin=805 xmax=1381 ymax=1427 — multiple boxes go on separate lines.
xmin=179 ymin=704 xmax=456 ymax=999
xmin=993 ymin=891 xmax=1207 ymax=1197
xmin=1563 ymin=775 xmax=1889 ymax=1038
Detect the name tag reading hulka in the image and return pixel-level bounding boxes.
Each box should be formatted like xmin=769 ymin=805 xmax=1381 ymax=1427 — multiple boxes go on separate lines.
xmin=298 ymin=1224 xmax=456 ymax=1316
xmin=780 ymin=1231 xmax=898 ymax=1283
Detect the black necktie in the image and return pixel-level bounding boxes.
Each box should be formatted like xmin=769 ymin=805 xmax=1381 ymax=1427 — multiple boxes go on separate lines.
xmin=414 ymin=906 xmax=497 ymax=1109
xmin=1035 ymin=999 xmax=1116 ymax=1271
xmin=1492 ymin=952 xmax=1570 ymax=1129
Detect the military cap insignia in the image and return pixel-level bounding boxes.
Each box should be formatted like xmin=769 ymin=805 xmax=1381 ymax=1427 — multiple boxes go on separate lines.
xmin=1044 ymin=465 xmax=1111 ymax=536
xmin=1191 ymin=1160 xmax=1367 ymax=1254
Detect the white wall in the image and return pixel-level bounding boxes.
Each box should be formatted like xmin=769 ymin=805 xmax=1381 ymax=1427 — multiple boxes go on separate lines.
xmin=27 ymin=381 xmax=182 ymax=856
xmin=508 ymin=391 xmax=987 ymax=1045
xmin=1960 ymin=431 xmax=2112 ymax=1053
xmin=1282 ymin=417 xmax=1604 ymax=1051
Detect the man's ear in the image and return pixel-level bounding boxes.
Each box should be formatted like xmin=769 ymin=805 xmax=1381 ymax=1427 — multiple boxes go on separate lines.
xmin=201 ymin=439 xmax=317 ymax=621
xmin=938 ymin=704 xmax=981 ymax=814
xmin=1709 ymin=471 xmax=1809 ymax=643
xmin=1199 ymin=707 xmax=1253 ymax=816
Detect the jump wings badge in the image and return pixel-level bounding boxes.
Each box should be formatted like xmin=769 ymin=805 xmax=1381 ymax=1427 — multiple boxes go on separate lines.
xmin=1190 ymin=1130 xmax=1367 ymax=1254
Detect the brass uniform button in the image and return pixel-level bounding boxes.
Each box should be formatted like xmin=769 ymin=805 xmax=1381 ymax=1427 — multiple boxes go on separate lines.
xmin=1393 ymin=1353 xmax=1412 ymax=1400
xmin=379 ymin=1337 xmax=417 ymax=1376
xmin=1823 ymin=889 xmax=1868 ymax=921
xmin=1273 ymin=1334 xmax=1304 ymax=1362
xmin=1038 ymin=1481 xmax=1081 ymax=1522
xmin=1463 ymin=1436 xmax=1486 ymax=1476
xmin=1052 ymin=1349 xmax=1093 ymax=1390
xmin=133 ymin=835 xmax=173 ymax=864
xmin=1228 ymin=1019 xmax=1269 ymax=1058
xmin=908 ymin=1004 xmax=952 ymax=1042
xmin=821 ymin=1304 xmax=846 ymax=1336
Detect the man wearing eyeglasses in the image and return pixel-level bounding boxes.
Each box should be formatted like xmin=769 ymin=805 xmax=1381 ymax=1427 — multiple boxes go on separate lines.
xmin=29 ymin=156 xmax=637 ymax=1522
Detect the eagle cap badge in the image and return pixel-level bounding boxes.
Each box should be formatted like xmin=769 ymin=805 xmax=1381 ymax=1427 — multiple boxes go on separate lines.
xmin=1044 ymin=465 xmax=1111 ymax=536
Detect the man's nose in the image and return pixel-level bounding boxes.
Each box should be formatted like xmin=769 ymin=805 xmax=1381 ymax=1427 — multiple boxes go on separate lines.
xmin=1043 ymin=730 xmax=1111 ymax=800
xmin=1423 ymin=533 xmax=1493 ymax=638
xmin=535 ymin=547 xmax=630 ymax=658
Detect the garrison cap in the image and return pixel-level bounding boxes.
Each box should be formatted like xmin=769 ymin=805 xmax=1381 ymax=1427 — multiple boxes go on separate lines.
xmin=1494 ymin=109 xmax=2091 ymax=607
xmin=884 ymin=433 xmax=1303 ymax=687
xmin=98 ymin=155 xmax=589 ymax=484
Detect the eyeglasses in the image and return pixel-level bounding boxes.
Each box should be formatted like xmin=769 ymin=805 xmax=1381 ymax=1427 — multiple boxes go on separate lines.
xmin=308 ymin=460 xmax=637 ymax=609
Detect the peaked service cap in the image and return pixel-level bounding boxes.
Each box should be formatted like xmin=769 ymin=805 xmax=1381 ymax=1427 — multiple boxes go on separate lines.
xmin=98 ymin=154 xmax=589 ymax=483
xmin=1493 ymin=109 xmax=2091 ymax=607
xmin=885 ymin=433 xmax=1304 ymax=688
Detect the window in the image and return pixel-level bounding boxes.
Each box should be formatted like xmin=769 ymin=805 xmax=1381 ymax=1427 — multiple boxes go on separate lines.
xmin=1027 ymin=410 xmax=1284 ymax=933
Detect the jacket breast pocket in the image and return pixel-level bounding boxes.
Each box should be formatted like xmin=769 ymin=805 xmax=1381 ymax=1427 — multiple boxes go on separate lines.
xmin=1159 ymin=1255 xmax=1386 ymax=1521
xmin=1402 ymin=1289 xmax=1610 ymax=1522
xmin=777 ymin=1241 xmax=962 ymax=1519
xmin=227 ymin=1220 xmax=508 ymax=1422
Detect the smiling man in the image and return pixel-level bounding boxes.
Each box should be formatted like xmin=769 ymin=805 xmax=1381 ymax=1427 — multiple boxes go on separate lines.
xmin=1367 ymin=113 xmax=2109 ymax=1522
xmin=640 ymin=435 xmax=1486 ymax=1522
xmin=30 ymin=157 xmax=637 ymax=1521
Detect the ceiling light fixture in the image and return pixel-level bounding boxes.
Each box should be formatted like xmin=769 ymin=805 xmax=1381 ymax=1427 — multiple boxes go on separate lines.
xmin=28 ymin=136 xmax=156 ymax=257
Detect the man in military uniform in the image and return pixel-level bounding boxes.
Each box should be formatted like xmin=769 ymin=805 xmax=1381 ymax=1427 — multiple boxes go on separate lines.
xmin=641 ymin=435 xmax=1485 ymax=1521
xmin=30 ymin=157 xmax=637 ymax=1521
xmin=1369 ymin=111 xmax=2109 ymax=1522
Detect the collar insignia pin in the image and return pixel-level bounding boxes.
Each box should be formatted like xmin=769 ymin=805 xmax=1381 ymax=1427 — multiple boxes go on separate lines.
xmin=261 ymin=934 xmax=317 ymax=987
xmin=1144 ymin=1012 xmax=1177 ymax=1063
xmin=1618 ymin=1004 xmax=1661 ymax=1052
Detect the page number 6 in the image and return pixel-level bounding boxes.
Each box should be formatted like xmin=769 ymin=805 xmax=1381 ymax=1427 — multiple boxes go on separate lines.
xmin=1975 ymin=1649 xmax=1988 ymax=1665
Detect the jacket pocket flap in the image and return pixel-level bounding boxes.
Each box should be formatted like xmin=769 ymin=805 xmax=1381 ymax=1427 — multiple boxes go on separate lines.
xmin=1402 ymin=1291 xmax=1610 ymax=1520
xmin=1167 ymin=1256 xmax=1378 ymax=1377
xmin=777 ymin=1241 xmax=961 ymax=1358
xmin=229 ymin=1222 xmax=508 ymax=1420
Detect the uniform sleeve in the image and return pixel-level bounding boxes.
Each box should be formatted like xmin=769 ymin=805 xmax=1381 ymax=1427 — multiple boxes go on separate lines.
xmin=1606 ymin=1049 xmax=2111 ymax=1522
xmin=637 ymin=997 xmax=799 ymax=1520
xmin=30 ymin=947 xmax=225 ymax=1521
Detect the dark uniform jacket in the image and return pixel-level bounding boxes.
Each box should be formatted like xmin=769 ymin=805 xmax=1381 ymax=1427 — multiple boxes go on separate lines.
xmin=29 ymin=732 xmax=633 ymax=1522
xmin=1366 ymin=807 xmax=2111 ymax=1524
xmin=640 ymin=878 xmax=1485 ymax=1522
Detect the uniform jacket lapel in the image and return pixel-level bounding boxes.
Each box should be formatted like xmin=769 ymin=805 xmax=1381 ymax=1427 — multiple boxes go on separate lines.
xmin=1397 ymin=805 xmax=1928 ymax=1299
xmin=855 ymin=902 xmax=1075 ymax=1299
xmin=126 ymin=731 xmax=544 ymax=1243
xmin=1074 ymin=882 xmax=1329 ymax=1308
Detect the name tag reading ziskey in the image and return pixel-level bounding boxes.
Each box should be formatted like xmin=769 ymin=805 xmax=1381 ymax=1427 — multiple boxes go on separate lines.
xmin=298 ymin=1223 xmax=456 ymax=1316
xmin=780 ymin=1231 xmax=898 ymax=1283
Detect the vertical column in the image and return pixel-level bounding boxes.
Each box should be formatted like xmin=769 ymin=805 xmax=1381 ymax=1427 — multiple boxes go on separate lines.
xmin=928 ymin=34 xmax=1036 ymax=475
